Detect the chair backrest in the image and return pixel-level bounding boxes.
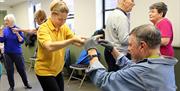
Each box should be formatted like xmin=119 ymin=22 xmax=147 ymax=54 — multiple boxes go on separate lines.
xmin=76 ymin=49 xmax=101 ymax=65
xmin=76 ymin=50 xmax=89 ymax=64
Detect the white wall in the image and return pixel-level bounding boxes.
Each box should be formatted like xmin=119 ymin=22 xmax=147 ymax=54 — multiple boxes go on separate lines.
xmin=96 ymin=0 xmax=103 ymax=30
xmin=0 ymin=5 xmax=13 ymax=14
xmin=131 ymin=0 xmax=180 ymax=47
xmin=40 ymin=0 xmax=51 ymax=16
xmin=40 ymin=0 xmax=103 ymax=37
xmin=10 ymin=1 xmax=29 ymax=28
xmin=0 ymin=2 xmax=29 ymax=28
xmin=74 ymin=0 xmax=96 ymax=37
xmin=1 ymin=0 xmax=51 ymax=29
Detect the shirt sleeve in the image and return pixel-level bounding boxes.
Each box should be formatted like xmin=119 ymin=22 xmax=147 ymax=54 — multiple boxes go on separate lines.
xmin=86 ymin=60 xmax=106 ymax=73
xmin=87 ymin=61 xmax=149 ymax=91
xmin=37 ymin=25 xmax=52 ymax=47
xmin=116 ymin=55 xmax=134 ymax=67
xmin=0 ymin=37 xmax=5 ymax=43
xmin=18 ymin=31 xmax=24 ymax=44
xmin=115 ymin=14 xmax=129 ymax=46
xmin=156 ymin=20 xmax=173 ymax=38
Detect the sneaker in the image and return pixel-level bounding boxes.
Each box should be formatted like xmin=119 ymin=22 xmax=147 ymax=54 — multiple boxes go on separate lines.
xmin=25 ymin=84 xmax=32 ymax=89
xmin=8 ymin=87 xmax=14 ymax=91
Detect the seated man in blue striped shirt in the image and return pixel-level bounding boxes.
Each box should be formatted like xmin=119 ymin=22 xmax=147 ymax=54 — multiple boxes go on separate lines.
xmin=84 ymin=24 xmax=177 ymax=91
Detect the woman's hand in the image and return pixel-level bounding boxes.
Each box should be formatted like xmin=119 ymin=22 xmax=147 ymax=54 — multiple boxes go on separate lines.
xmin=72 ymin=36 xmax=86 ymax=47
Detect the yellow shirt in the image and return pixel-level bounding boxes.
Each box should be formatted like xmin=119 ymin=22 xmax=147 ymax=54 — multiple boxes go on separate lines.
xmin=35 ymin=18 xmax=74 ymax=76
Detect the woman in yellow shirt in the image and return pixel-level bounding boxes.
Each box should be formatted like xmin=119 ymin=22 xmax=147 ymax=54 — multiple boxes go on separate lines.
xmin=35 ymin=0 xmax=85 ymax=91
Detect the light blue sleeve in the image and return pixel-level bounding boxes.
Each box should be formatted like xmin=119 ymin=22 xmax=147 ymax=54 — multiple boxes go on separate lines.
xmin=87 ymin=60 xmax=148 ymax=91
xmin=115 ymin=53 xmax=134 ymax=68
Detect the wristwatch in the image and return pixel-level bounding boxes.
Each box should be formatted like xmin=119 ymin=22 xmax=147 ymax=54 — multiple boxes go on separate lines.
xmin=88 ymin=54 xmax=98 ymax=60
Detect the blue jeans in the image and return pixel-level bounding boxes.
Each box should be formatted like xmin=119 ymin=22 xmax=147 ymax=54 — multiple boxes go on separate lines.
xmin=4 ymin=53 xmax=29 ymax=88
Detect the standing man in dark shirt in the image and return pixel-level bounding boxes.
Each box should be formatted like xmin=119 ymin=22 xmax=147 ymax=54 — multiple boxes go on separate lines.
xmin=105 ymin=0 xmax=135 ymax=71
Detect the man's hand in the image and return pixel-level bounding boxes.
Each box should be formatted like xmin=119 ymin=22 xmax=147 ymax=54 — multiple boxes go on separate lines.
xmin=87 ymin=49 xmax=98 ymax=64
xmin=98 ymin=40 xmax=114 ymax=52
xmin=84 ymin=35 xmax=102 ymax=50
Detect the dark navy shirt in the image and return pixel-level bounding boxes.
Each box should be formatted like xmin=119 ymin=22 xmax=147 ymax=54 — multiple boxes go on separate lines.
xmin=0 ymin=26 xmax=24 ymax=54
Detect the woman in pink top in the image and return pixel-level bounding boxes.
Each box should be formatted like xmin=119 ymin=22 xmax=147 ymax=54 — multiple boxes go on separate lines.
xmin=149 ymin=2 xmax=174 ymax=57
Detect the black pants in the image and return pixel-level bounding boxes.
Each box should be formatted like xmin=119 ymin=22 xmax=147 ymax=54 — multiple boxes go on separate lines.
xmin=4 ymin=53 xmax=29 ymax=88
xmin=36 ymin=72 xmax=64 ymax=91
xmin=104 ymin=48 xmax=131 ymax=72
xmin=104 ymin=48 xmax=119 ymax=72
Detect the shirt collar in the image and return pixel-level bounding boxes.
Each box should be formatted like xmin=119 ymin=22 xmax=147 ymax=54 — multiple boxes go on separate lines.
xmin=116 ymin=7 xmax=127 ymax=16
xmin=45 ymin=17 xmax=56 ymax=31
xmin=137 ymin=56 xmax=178 ymax=66
xmin=148 ymin=56 xmax=177 ymax=65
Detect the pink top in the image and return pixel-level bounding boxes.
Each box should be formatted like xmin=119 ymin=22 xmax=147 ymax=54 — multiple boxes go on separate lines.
xmin=156 ymin=18 xmax=174 ymax=57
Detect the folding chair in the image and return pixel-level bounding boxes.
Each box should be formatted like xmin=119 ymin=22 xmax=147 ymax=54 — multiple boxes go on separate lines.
xmin=67 ymin=49 xmax=100 ymax=88
xmin=67 ymin=64 xmax=88 ymax=88
xmin=28 ymin=47 xmax=37 ymax=72
xmin=28 ymin=57 xmax=36 ymax=72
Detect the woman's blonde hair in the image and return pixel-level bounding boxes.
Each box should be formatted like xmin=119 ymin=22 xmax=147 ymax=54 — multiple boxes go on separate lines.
xmin=50 ymin=0 xmax=69 ymax=14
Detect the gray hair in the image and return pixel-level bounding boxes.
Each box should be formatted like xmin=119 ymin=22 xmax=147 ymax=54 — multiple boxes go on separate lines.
xmin=149 ymin=2 xmax=167 ymax=17
xmin=4 ymin=14 xmax=16 ymax=25
xmin=129 ymin=24 xmax=161 ymax=49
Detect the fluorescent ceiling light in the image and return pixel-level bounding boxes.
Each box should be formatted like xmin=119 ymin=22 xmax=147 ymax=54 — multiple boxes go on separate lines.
xmin=0 ymin=0 xmax=4 ymax=2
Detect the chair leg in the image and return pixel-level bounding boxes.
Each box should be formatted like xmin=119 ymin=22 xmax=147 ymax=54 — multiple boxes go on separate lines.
xmin=79 ymin=73 xmax=87 ymax=88
xmin=67 ymin=69 xmax=75 ymax=85
xmin=28 ymin=61 xmax=32 ymax=72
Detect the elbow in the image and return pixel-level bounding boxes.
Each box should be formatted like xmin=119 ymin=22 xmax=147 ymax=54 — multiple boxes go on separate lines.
xmin=43 ymin=42 xmax=55 ymax=52
xmin=44 ymin=46 xmax=54 ymax=52
xmin=161 ymin=38 xmax=170 ymax=46
xmin=44 ymin=44 xmax=55 ymax=52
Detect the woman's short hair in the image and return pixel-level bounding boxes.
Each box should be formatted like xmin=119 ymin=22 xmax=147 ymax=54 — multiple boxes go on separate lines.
xmin=49 ymin=0 xmax=69 ymax=14
xmin=34 ymin=9 xmax=47 ymax=22
xmin=149 ymin=2 xmax=167 ymax=17
xmin=4 ymin=14 xmax=16 ymax=25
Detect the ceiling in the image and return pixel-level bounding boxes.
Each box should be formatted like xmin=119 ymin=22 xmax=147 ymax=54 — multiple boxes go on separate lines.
xmin=0 ymin=0 xmax=27 ymax=7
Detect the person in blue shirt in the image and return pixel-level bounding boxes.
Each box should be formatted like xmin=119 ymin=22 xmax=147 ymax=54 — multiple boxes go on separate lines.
xmin=0 ymin=14 xmax=32 ymax=91
xmin=84 ymin=24 xmax=177 ymax=91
